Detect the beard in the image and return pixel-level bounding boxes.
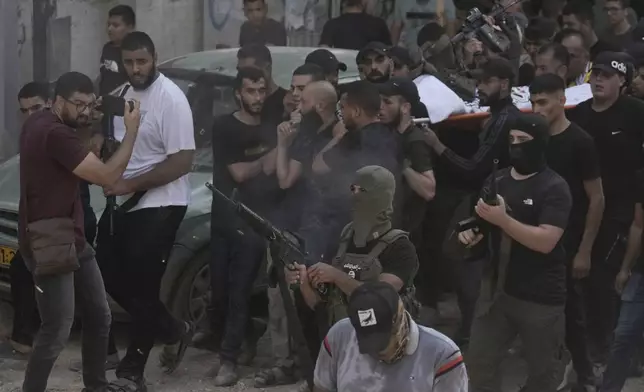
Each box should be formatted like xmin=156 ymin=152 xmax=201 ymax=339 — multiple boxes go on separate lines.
xmin=241 ymin=97 xmax=263 ymax=115
xmin=366 ymin=67 xmax=392 ymax=84
xmin=61 ymin=107 xmax=89 ymax=129
xmin=130 ymin=65 xmax=157 ymax=90
xmin=478 ymin=89 xmax=502 ymax=107
xmin=300 ymin=109 xmax=324 ymax=133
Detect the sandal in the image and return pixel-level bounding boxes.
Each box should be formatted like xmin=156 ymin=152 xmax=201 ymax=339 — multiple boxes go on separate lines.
xmin=253 ymin=366 xmax=297 ymax=388
xmin=159 ymin=321 xmax=194 ymax=374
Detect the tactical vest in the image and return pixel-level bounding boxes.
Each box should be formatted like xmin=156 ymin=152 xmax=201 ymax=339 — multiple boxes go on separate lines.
xmin=327 ymin=225 xmax=421 ymax=325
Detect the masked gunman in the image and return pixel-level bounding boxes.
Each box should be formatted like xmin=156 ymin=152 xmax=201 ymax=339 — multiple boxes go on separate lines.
xmin=459 ymin=113 xmax=572 ymax=392
xmin=313 ymin=282 xmax=467 ymax=392
xmin=288 ymin=166 xmax=419 ymax=331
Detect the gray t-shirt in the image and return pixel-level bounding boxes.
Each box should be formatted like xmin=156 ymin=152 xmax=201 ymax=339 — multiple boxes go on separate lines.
xmin=394 ymin=0 xmax=456 ymax=54
xmin=314 ymin=317 xmax=468 ymax=392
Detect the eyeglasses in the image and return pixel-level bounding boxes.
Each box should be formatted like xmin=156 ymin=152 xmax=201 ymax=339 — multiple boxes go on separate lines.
xmin=63 ymin=97 xmax=96 ymax=113
xmin=350 ymin=184 xmax=367 ymax=193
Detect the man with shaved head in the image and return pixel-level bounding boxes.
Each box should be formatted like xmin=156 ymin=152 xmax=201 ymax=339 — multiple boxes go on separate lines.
xmin=255 ymin=79 xmax=342 ymax=388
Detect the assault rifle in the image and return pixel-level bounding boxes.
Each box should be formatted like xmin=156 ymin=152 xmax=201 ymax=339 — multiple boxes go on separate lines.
xmin=456 ymin=159 xmax=499 ymax=233
xmin=206 ymin=182 xmax=317 ymax=390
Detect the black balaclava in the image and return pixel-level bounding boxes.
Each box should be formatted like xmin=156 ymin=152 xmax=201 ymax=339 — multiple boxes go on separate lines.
xmin=508 ymin=113 xmax=550 ymax=175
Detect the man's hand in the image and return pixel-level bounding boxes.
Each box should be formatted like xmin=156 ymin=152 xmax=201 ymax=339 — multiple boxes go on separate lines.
xmin=277 ymin=121 xmax=297 ymax=146
xmin=475 ymin=195 xmax=509 ymax=228
xmin=308 ymin=263 xmax=341 ymax=287
xmin=123 ymin=99 xmax=141 ymax=134
xmin=286 ymin=262 xmax=310 ymax=286
xmin=464 ymin=38 xmax=484 ymax=55
xmin=103 ymin=178 xmax=133 ymax=196
xmin=572 ymin=251 xmax=592 ymax=279
xmin=458 ymin=229 xmax=484 ymax=248
xmin=615 ymin=270 xmax=631 ymax=294
xmin=290 ymin=110 xmax=302 ymax=126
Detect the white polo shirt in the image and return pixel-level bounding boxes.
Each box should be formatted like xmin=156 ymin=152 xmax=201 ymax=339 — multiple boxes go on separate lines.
xmin=314 ymin=317 xmax=468 ymax=392
xmin=113 ymin=73 xmax=195 ymax=211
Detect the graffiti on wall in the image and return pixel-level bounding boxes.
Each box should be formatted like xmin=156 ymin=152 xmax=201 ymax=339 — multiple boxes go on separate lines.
xmin=208 ymin=0 xmax=235 ymax=31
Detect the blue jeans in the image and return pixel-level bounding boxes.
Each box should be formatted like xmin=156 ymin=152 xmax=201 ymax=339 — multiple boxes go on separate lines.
xmin=601 ymin=272 xmax=644 ymax=392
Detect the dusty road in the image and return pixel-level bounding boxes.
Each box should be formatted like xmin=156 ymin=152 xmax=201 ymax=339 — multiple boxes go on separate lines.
xmin=0 ymin=301 xmax=642 ymax=392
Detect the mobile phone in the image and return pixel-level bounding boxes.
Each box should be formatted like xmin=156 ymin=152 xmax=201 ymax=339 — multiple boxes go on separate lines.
xmin=99 ymin=96 xmax=134 ymax=116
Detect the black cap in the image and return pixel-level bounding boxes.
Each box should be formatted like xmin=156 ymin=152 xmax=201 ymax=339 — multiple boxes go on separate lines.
xmin=378 ymin=77 xmax=420 ymax=104
xmin=509 ymin=112 xmax=550 ymax=144
xmin=592 ymin=51 xmax=631 ymax=77
xmin=473 ymin=57 xmax=516 ymax=82
xmin=305 ymin=49 xmax=348 ymax=74
xmin=357 ymin=42 xmax=390 ymax=64
xmin=388 ymin=46 xmax=415 ymax=68
xmin=633 ymin=19 xmax=644 ymax=43
xmin=348 ymin=282 xmax=400 ymax=355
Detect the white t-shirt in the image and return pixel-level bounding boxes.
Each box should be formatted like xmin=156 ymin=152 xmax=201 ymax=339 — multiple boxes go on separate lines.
xmin=113 ymin=73 xmax=196 ymax=211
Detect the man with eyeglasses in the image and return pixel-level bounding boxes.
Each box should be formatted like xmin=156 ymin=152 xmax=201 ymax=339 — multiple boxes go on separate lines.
xmin=568 ymin=51 xmax=644 ymax=367
xmin=601 ymin=0 xmax=634 ymax=50
xmin=19 ymin=71 xmax=141 ymax=392
xmin=555 ymin=29 xmax=593 ymax=87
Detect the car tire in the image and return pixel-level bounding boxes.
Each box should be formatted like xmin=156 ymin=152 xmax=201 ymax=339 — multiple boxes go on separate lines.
xmin=169 ymin=250 xmax=211 ymax=327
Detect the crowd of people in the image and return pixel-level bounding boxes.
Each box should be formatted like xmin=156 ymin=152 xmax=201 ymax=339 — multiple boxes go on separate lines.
xmin=4 ymin=0 xmax=644 ymax=392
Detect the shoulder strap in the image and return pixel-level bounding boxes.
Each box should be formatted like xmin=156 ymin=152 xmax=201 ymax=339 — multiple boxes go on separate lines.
xmin=335 ymin=223 xmax=354 ymax=259
xmin=365 ymin=229 xmax=409 ymax=260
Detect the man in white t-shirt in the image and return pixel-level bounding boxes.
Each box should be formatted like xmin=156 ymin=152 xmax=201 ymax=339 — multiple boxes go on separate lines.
xmin=95 ymin=31 xmax=196 ymax=392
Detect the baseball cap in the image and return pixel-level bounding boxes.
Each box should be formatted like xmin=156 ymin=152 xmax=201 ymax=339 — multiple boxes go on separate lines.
xmin=357 ymin=42 xmax=390 ymax=64
xmin=473 ymin=57 xmax=516 ymax=82
xmin=378 ymin=77 xmax=421 ymax=104
xmin=592 ymin=51 xmax=631 ymax=77
xmin=305 ymin=49 xmax=348 ymax=74
xmin=389 ymin=46 xmax=415 ymax=68
xmin=348 ymin=281 xmax=400 ymax=355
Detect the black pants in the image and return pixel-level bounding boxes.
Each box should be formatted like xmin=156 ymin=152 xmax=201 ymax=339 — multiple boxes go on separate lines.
xmin=96 ymin=206 xmax=186 ymax=377
xmin=416 ymin=186 xmax=472 ymax=308
xmin=10 ymin=211 xmax=97 ymax=348
xmin=209 ymin=217 xmax=265 ymax=364
xmin=586 ymin=219 xmax=629 ymax=364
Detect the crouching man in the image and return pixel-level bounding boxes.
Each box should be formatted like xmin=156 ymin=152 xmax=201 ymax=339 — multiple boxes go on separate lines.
xmin=313 ymin=281 xmax=468 ymax=391
xmin=459 ymin=113 xmax=572 ymax=392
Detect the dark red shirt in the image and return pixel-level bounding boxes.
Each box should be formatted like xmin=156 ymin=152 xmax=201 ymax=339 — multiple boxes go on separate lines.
xmin=19 ymin=111 xmax=89 ymax=256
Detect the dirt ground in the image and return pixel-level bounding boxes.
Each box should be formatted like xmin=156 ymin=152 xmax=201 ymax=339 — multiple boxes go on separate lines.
xmin=0 ymin=300 xmax=642 ymax=392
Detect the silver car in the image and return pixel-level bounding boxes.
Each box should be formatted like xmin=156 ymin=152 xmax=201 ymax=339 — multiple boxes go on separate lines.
xmin=0 ymin=47 xmax=359 ymax=325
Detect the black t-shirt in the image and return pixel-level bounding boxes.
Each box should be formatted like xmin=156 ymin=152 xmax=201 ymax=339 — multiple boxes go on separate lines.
xmin=239 ymin=19 xmax=287 ymax=47
xmin=399 ymin=125 xmax=433 ymax=231
xmin=319 ymin=13 xmax=392 ymax=50
xmin=212 ymin=113 xmax=283 ymax=216
xmin=487 ymin=167 xmax=572 ymax=305
xmin=568 ymin=96 xmax=644 ymax=224
xmin=634 ymin=171 xmax=644 ymax=273
xmin=99 ymin=42 xmax=128 ymax=96
xmin=262 ymin=87 xmax=288 ymax=127
xmin=590 ymin=38 xmax=622 ymax=61
xmin=343 ymin=233 xmax=418 ymax=290
xmin=546 ymin=122 xmax=601 ymax=245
